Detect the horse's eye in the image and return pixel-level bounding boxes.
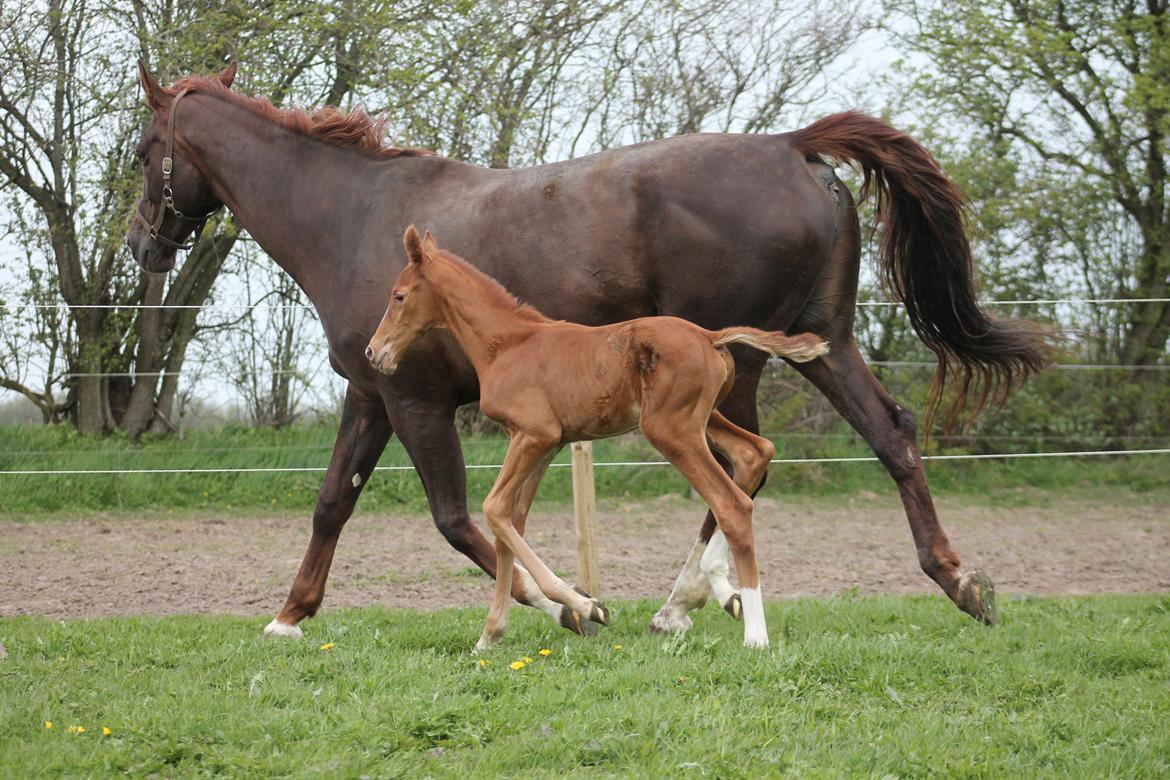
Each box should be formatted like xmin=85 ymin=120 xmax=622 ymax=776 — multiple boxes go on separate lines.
xmin=392 ymin=292 xmax=406 ymax=303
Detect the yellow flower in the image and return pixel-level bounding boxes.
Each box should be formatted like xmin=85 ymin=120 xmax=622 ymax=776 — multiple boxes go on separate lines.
xmin=67 ymin=725 xmax=86 ymax=735
xmin=102 ymin=726 xmax=112 ymax=736
xmin=538 ymin=648 xmax=552 ymax=657
xmin=43 ymin=721 xmax=53 ymax=730
xmin=522 ymin=656 xmax=534 ymax=664
xmin=319 ymin=642 xmax=335 ymax=651
xmin=509 ymin=660 xmax=526 ymax=670
xmin=613 ymin=644 xmax=623 ymax=651
xmin=676 ymin=675 xmax=686 ymax=684
xmin=478 ymin=659 xmax=490 ymax=668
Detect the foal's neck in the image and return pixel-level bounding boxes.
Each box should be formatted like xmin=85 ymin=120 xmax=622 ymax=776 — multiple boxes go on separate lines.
xmin=432 ymin=262 xmax=546 ymax=373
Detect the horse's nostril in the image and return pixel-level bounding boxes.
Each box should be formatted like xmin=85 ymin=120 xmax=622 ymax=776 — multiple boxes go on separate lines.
xmin=365 ymin=346 xmax=374 ymax=361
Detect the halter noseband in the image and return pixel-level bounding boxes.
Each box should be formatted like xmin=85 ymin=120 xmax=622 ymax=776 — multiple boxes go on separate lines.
xmin=134 ymin=88 xmax=222 ymax=252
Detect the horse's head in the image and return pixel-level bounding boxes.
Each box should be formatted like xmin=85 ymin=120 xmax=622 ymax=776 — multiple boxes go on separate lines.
xmin=126 ymin=61 xmax=236 ymax=273
xmin=366 ymin=225 xmax=445 ymax=375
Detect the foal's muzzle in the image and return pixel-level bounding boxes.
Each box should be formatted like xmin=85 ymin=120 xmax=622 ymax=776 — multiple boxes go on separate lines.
xmin=366 ymin=343 xmax=398 ymax=375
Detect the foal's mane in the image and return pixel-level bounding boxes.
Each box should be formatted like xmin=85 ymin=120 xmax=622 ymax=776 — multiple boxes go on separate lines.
xmin=167 ymin=75 xmax=432 ymax=160
xmin=431 ymin=249 xmax=550 ymax=323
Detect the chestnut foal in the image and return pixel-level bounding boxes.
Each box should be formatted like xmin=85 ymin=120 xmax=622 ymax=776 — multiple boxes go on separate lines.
xmin=367 ymin=226 xmax=829 ymax=649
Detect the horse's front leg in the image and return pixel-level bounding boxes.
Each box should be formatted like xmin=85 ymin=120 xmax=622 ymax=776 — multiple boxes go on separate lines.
xmin=266 ymin=384 xmax=392 ymax=638
xmin=388 ymin=395 xmax=600 ymax=633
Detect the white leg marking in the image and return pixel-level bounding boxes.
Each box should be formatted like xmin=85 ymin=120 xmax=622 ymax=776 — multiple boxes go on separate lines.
xmin=263 ymin=618 xmax=303 ymax=639
xmin=516 ymin=564 xmax=564 ymax=622
xmin=650 ymin=535 xmax=711 ymax=633
xmin=700 ymin=529 xmax=737 ymax=609
xmin=351 ymin=472 xmax=362 ymax=488
xmin=740 ymin=587 xmax=769 ymax=647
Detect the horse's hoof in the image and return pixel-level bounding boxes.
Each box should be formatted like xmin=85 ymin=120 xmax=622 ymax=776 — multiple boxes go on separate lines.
xmin=742 ymin=633 xmax=769 ymax=649
xmin=588 ymin=600 xmax=610 ymax=626
xmin=263 ymin=618 xmax=303 ymax=639
xmin=724 ymin=593 xmax=742 ymax=621
xmin=648 ymin=607 xmax=693 ymax=635
xmin=559 ymin=605 xmax=601 ymax=636
xmin=957 ymin=570 xmax=998 ymax=626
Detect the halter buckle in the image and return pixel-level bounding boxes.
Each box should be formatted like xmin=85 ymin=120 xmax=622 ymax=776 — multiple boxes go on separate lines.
xmin=161 ymin=156 xmax=173 ymax=175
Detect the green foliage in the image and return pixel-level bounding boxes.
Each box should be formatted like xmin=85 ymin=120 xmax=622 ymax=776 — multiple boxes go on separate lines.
xmin=0 ymin=421 xmax=1166 ymax=517
xmin=1 ymin=595 xmax=1168 ymax=776
xmin=886 ymin=0 xmax=1170 ymax=365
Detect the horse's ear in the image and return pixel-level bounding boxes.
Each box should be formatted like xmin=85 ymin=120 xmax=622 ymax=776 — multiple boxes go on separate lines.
xmin=137 ymin=59 xmax=162 ymax=109
xmin=218 ymin=60 xmax=238 ymax=89
xmin=403 ymin=225 xmax=425 ymax=265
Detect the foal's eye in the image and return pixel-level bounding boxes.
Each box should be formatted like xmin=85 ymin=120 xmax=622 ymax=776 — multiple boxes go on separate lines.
xmin=392 ymin=292 xmax=406 ymax=303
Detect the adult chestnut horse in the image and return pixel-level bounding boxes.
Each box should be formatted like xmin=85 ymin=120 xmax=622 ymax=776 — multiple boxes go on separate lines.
xmin=126 ymin=63 xmax=1050 ymax=638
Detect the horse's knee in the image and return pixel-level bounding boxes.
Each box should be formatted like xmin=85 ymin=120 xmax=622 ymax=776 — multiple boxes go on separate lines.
xmin=434 ymin=511 xmax=481 ymax=553
xmin=311 ymin=494 xmax=350 ymax=535
xmin=481 ymin=495 xmax=513 ymax=535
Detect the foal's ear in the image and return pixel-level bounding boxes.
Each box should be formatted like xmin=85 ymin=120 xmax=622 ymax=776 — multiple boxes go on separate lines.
xmin=137 ymin=60 xmax=162 ymax=109
xmin=218 ymin=60 xmax=238 ymax=89
xmin=403 ymin=224 xmax=425 ymax=265
xmin=420 ymin=230 xmax=439 ymax=256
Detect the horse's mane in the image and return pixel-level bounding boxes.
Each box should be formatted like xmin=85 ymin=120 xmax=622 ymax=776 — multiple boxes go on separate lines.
xmin=432 ymin=249 xmax=551 ymax=323
xmin=167 ymin=75 xmax=432 ymax=160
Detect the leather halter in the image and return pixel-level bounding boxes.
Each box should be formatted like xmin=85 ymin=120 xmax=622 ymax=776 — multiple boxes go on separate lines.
xmin=134 ymin=88 xmax=222 ymax=251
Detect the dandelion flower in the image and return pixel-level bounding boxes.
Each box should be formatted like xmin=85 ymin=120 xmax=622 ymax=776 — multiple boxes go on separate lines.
xmin=510 ymin=660 xmax=526 ymax=670
xmin=613 ymin=644 xmax=623 ymax=651
xmin=538 ymin=648 xmax=552 ymax=657
xmin=522 ymin=656 xmax=534 ymax=664
xmin=478 ymin=659 xmax=490 ymax=668
xmin=319 ymin=642 xmax=335 ymax=651
xmin=44 ymin=721 xmax=53 ymax=730
xmin=102 ymin=726 xmax=112 ymax=736
xmin=676 ymin=675 xmax=686 ymax=684
xmin=67 ymin=725 xmax=85 ymax=735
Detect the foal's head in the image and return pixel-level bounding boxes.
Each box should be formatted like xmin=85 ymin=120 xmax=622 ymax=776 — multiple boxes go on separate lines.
xmin=366 ymin=225 xmax=447 ymax=374
xmin=125 ymin=61 xmax=235 ymax=273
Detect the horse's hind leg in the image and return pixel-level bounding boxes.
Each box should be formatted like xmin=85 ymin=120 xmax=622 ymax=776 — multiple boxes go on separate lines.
xmin=789 ymin=338 xmax=996 ymax=624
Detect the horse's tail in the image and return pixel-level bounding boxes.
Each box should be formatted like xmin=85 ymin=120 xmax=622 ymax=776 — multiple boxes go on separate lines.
xmin=712 ymin=328 xmax=829 ymax=363
xmin=793 ymin=111 xmax=1055 ymax=431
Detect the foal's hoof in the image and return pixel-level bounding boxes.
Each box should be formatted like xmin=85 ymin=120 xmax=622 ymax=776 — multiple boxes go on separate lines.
xmin=724 ymin=593 xmax=742 ymax=621
xmin=559 ymin=605 xmax=600 ymax=636
xmin=956 ymin=570 xmax=998 ymax=626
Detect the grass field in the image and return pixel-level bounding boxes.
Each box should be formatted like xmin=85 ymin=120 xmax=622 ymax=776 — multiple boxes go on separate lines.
xmin=2 ymin=423 xmax=1168 ymax=517
xmin=2 ymin=594 xmax=1168 ymax=777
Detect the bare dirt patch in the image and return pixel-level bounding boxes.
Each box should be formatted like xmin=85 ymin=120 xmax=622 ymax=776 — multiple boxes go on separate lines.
xmin=2 ymin=492 xmax=1167 ymax=620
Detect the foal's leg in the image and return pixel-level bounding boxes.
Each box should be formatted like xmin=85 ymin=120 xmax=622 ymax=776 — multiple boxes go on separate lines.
xmin=645 ymin=425 xmax=769 ymax=647
xmin=483 ymin=435 xmax=609 ymax=635
xmin=701 ymin=410 xmax=777 ymax=619
xmin=789 ymin=338 xmax=996 ymax=624
xmin=650 ymin=355 xmax=767 ymax=634
xmin=266 ymin=385 xmax=392 ymax=638
xmin=475 ymin=448 xmax=558 ymax=652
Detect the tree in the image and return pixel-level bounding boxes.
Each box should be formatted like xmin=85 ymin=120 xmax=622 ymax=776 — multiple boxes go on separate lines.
xmin=886 ymin=0 xmax=1170 ymax=366
xmin=0 ymin=0 xmax=411 ymax=436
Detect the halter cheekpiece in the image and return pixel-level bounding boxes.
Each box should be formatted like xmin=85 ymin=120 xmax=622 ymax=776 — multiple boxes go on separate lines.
xmin=134 ymin=87 xmax=222 ymax=251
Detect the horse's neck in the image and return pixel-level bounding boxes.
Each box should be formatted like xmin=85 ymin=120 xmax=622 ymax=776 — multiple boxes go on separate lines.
xmin=181 ymin=96 xmax=382 ymax=304
xmin=435 ymin=266 xmax=541 ymax=372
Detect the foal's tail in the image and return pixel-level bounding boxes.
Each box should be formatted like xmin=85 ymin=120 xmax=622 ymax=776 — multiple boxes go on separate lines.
xmin=792 ymin=111 xmax=1055 ymax=431
xmin=712 ymin=329 xmax=829 ymax=363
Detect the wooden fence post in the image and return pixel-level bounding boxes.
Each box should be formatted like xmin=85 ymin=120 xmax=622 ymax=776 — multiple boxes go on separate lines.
xmin=570 ymin=440 xmax=600 ymax=596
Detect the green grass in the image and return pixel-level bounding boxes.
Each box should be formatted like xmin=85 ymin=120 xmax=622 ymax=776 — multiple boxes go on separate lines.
xmin=2 ymin=595 xmax=1168 ymax=777
xmin=1 ymin=423 xmax=1168 ymax=518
